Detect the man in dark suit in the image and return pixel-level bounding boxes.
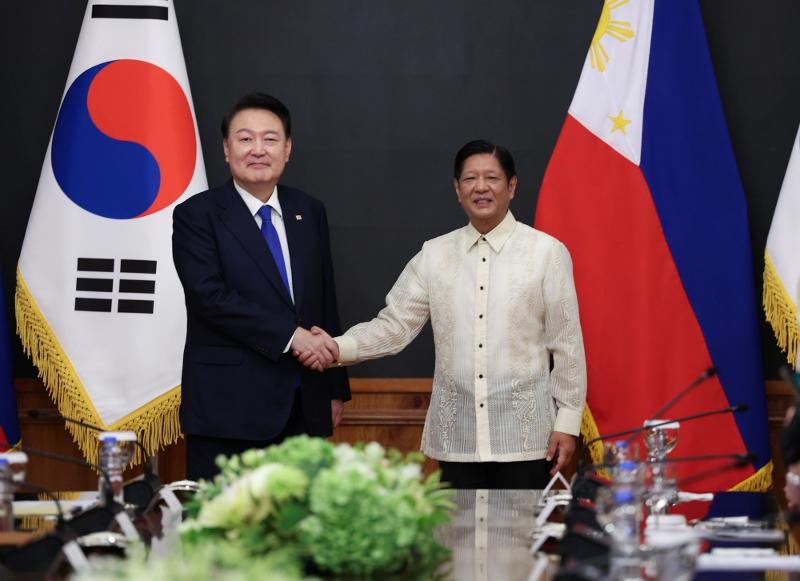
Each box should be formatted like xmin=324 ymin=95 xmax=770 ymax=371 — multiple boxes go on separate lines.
xmin=172 ymin=92 xmax=349 ymax=480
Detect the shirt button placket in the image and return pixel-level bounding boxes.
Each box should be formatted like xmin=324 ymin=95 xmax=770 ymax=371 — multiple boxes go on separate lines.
xmin=476 ymin=238 xmax=490 ymax=460
xmin=475 ymin=490 xmax=489 ymax=580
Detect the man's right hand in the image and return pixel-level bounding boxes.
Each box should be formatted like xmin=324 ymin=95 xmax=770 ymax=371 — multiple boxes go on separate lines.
xmin=291 ymin=327 xmax=338 ymax=371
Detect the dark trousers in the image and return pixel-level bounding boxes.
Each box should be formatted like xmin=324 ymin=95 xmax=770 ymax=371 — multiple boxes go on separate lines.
xmin=439 ymin=459 xmax=552 ymax=489
xmin=185 ymin=389 xmax=308 ymax=481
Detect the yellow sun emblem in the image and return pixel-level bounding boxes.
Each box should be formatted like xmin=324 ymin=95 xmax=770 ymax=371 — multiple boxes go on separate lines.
xmin=590 ymin=0 xmax=635 ymax=72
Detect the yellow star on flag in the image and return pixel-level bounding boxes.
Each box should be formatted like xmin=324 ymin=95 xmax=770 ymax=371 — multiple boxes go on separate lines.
xmin=609 ymin=111 xmax=632 ymax=134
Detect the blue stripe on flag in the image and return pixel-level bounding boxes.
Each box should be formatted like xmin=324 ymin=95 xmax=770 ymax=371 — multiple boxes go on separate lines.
xmin=640 ymin=0 xmax=769 ymax=465
xmin=0 ymin=272 xmax=20 ymax=448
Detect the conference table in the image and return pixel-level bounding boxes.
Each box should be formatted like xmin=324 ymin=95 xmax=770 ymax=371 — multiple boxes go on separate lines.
xmin=436 ymin=488 xmax=795 ymax=580
xmin=5 ymin=488 xmax=797 ymax=580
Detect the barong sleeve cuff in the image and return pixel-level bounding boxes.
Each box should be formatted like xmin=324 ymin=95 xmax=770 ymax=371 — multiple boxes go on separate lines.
xmin=334 ymin=335 xmax=358 ymax=365
xmin=553 ymin=407 xmax=583 ymax=436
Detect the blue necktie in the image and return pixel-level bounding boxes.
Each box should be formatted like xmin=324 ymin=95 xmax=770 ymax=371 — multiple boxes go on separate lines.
xmin=258 ymin=205 xmax=291 ymax=297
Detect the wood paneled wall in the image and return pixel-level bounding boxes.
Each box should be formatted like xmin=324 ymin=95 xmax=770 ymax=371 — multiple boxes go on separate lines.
xmin=12 ymin=378 xmax=795 ymax=493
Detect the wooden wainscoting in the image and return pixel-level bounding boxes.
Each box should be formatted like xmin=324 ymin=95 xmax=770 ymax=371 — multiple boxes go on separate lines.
xmin=12 ymin=378 xmax=794 ymax=492
xmin=766 ymin=379 xmax=795 ymax=505
xmin=13 ymin=377 xmax=433 ymax=490
xmin=329 ymin=378 xmax=434 ymax=474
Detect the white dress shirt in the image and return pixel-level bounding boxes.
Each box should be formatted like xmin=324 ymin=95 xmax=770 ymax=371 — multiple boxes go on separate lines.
xmin=234 ymin=181 xmax=297 ymax=352
xmin=234 ymin=181 xmax=295 ymax=302
xmin=335 ymin=211 xmax=587 ymax=462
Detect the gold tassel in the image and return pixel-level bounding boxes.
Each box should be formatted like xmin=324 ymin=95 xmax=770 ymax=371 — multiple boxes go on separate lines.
xmin=581 ymin=406 xmax=604 ymax=467
xmin=728 ymin=460 xmax=773 ymax=492
xmin=15 ymin=268 xmax=183 ymax=466
xmin=764 ymin=251 xmax=799 ymax=366
xmin=18 ymin=492 xmax=82 ymax=533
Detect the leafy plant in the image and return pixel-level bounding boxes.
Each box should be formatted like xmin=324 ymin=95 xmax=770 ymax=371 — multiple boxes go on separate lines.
xmin=183 ymin=436 xmax=455 ymax=578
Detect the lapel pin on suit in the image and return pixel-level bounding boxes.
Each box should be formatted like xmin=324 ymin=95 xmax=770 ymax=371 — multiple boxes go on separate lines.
xmin=295 ymin=214 xmax=302 ymax=221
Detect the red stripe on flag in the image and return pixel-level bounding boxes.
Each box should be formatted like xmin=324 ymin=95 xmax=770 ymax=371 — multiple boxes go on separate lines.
xmin=536 ymin=116 xmax=750 ymax=490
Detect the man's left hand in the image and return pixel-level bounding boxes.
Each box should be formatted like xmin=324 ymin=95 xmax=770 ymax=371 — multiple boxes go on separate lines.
xmin=546 ymin=431 xmax=577 ymax=476
xmin=331 ymin=399 xmax=344 ymax=428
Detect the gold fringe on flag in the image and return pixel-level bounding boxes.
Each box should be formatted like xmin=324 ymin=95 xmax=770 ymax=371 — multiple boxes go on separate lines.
xmin=19 ymin=491 xmax=82 ymax=534
xmin=15 ymin=268 xmax=182 ymax=466
xmin=582 ymin=405 xmax=773 ymax=491
xmin=581 ymin=405 xmax=604 ymax=467
xmin=764 ymin=251 xmax=799 ymax=367
xmin=727 ymin=459 xmax=773 ymax=492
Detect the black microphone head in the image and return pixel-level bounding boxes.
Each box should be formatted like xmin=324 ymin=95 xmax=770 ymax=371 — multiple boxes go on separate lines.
xmin=707 ymin=366 xmax=718 ymax=378
xmin=124 ymin=479 xmax=155 ymax=514
xmin=735 ymin=452 xmax=757 ymax=465
xmin=68 ymin=505 xmax=118 ymax=537
xmin=732 ymin=404 xmax=748 ymax=413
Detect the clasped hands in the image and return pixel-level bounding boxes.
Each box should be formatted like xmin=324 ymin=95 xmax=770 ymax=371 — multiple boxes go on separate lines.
xmin=291 ymin=326 xmax=338 ymax=372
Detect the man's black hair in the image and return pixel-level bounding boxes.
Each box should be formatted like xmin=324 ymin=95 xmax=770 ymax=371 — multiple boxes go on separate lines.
xmin=221 ymin=92 xmax=291 ymax=139
xmin=454 ymin=139 xmax=516 ymax=180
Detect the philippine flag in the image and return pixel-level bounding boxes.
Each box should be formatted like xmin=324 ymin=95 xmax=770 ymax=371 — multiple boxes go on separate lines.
xmin=16 ymin=0 xmax=207 ymax=462
xmin=535 ymin=0 xmax=770 ymax=490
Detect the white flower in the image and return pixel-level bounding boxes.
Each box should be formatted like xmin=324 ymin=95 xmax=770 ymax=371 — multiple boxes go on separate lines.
xmin=197 ymin=463 xmax=306 ymax=528
xmin=363 ymin=442 xmax=385 ymax=465
xmin=332 ymin=443 xmax=360 ymax=465
xmin=396 ymin=464 xmax=422 ymax=483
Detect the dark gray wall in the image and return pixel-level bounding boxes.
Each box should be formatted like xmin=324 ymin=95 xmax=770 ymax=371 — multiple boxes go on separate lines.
xmin=2 ymin=1 xmax=798 ymax=378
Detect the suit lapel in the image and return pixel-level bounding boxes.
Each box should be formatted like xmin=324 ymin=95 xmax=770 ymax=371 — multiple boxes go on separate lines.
xmin=279 ymin=187 xmax=306 ymax=311
xmin=217 ymin=181 xmax=295 ymax=309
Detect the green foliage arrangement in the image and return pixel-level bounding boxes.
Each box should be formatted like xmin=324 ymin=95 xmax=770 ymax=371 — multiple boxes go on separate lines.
xmin=182 ymin=436 xmax=455 ymax=578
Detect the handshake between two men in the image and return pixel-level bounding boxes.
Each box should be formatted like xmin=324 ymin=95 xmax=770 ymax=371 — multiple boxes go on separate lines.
xmin=290 ymin=326 xmax=338 ymax=372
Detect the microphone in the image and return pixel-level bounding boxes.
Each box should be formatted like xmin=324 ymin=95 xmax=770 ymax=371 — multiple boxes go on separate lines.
xmin=622 ymin=367 xmax=717 ymax=448
xmin=16 ymin=446 xmax=141 ymax=543
xmin=26 ymin=410 xmax=162 ymax=514
xmin=11 ymin=479 xmax=69 ymax=534
xmin=584 ymin=404 xmax=748 ymax=450
xmin=26 ymin=409 xmax=159 ymax=486
xmin=581 ymin=451 xmax=756 ymax=474
xmin=20 ymin=445 xmax=116 ymax=508
xmin=649 ymin=367 xmax=718 ymax=421
xmin=657 ymin=451 xmax=755 ymax=466
xmin=676 ymin=454 xmax=758 ymax=489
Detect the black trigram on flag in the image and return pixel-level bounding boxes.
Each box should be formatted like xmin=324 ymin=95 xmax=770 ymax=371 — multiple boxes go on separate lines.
xmin=75 ymin=258 xmax=156 ymax=314
xmin=91 ymin=5 xmax=169 ymax=21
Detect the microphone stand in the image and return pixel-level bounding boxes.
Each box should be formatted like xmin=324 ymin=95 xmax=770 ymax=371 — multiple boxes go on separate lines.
xmin=649 ymin=367 xmax=717 ymax=421
xmin=577 ymin=366 xmax=728 ymax=475
xmin=20 ymin=446 xmax=116 ymax=508
xmin=583 ymin=404 xmax=747 ymax=451
xmin=0 ymin=475 xmax=72 ymax=538
xmin=580 ymin=452 xmax=756 ymax=475
xmin=676 ymin=457 xmax=755 ymax=489
xmin=27 ymin=410 xmax=160 ymax=488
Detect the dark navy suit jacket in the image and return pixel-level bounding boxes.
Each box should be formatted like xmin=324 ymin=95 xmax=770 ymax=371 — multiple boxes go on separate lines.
xmin=172 ymin=180 xmax=350 ymax=441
